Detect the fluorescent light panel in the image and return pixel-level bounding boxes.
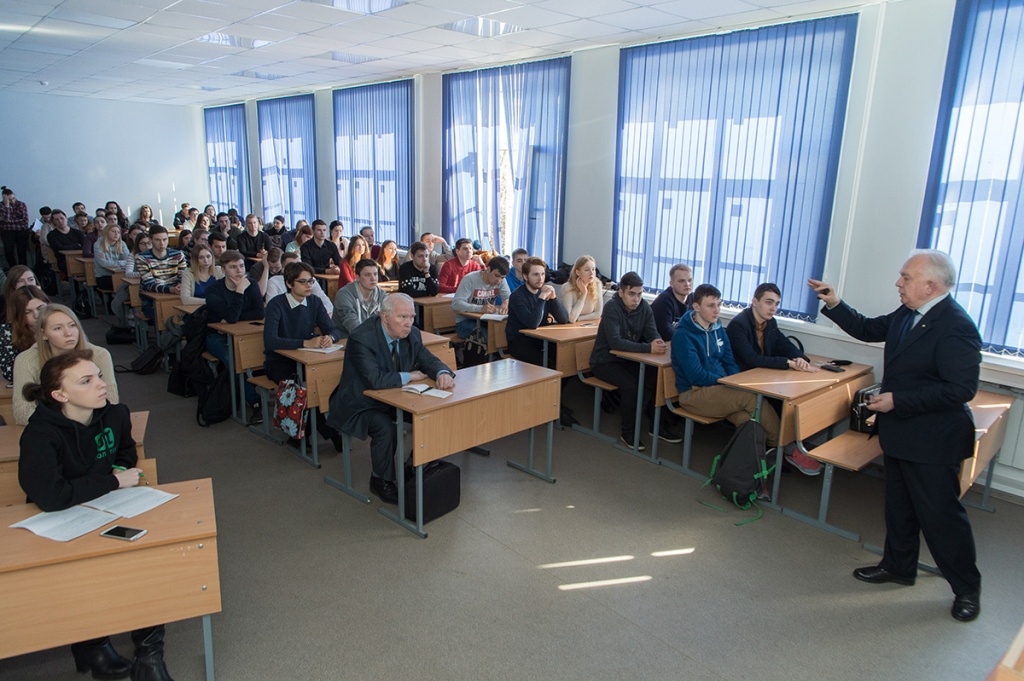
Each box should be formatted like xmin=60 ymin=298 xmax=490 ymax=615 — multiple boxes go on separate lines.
xmin=197 ymin=32 xmax=273 ymax=49
xmin=301 ymin=0 xmax=406 ymax=14
xmin=235 ymin=70 xmax=288 ymax=80
xmin=135 ymin=58 xmax=192 ymax=69
xmin=329 ymin=51 xmax=378 ymax=64
xmin=440 ymin=17 xmax=525 ymax=38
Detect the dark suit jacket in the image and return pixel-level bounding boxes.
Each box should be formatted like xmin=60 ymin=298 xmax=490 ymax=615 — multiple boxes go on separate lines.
xmin=822 ymin=295 xmax=980 ymax=464
xmin=326 ymin=315 xmax=450 ymax=439
xmin=726 ymin=307 xmax=808 ymax=371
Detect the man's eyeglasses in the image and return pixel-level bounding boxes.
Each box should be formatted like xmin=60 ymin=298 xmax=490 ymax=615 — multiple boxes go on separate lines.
xmin=293 ymin=278 xmax=315 ymax=286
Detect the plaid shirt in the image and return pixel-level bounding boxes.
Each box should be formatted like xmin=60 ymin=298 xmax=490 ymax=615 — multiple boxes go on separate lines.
xmin=0 ymin=199 xmax=29 ymax=231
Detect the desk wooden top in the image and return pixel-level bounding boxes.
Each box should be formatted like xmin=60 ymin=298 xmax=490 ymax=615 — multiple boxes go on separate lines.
xmin=420 ymin=331 xmax=450 ymax=348
xmin=0 ymin=478 xmax=216 ymax=574
xmin=413 ymin=294 xmax=456 ymax=307
xmin=59 ymin=249 xmax=83 ymax=256
xmin=365 ymin=358 xmax=559 ymax=416
xmin=174 ymin=303 xmax=202 ymax=316
xmin=314 ymin=273 xmax=338 ymax=282
xmin=380 ymin=280 xmax=399 ymax=292
xmin=74 ymin=256 xmax=94 ymax=263
xmin=141 ymin=291 xmax=179 ymax=302
xmin=521 ymin=323 xmax=599 ymax=343
xmin=969 ymin=390 xmax=1015 ymax=435
xmin=208 ymin=320 xmax=265 ymax=336
xmin=611 ymin=345 xmax=672 ymax=367
xmin=717 ymin=355 xmax=872 ymax=401
xmin=0 ymin=383 xmax=12 ymax=403
xmin=277 ymin=344 xmax=346 ymax=366
xmin=461 ymin=311 xmax=508 ymax=321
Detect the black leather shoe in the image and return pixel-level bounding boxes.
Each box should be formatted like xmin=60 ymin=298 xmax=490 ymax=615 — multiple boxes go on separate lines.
xmin=952 ymin=590 xmax=981 ymax=622
xmin=369 ymin=475 xmax=398 ymax=504
xmin=71 ymin=637 xmax=131 ymax=680
xmin=247 ymin=403 xmax=263 ymax=426
xmin=852 ymin=565 xmax=916 ymax=586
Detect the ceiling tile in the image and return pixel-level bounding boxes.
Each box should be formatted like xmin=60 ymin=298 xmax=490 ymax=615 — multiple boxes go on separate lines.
xmin=652 ymin=0 xmax=762 ymax=21
xmin=162 ymin=0 xmax=264 ymax=22
xmin=143 ymin=11 xmax=227 ymax=32
xmin=481 ymin=5 xmax=576 ymax=30
xmin=374 ymin=3 xmax=470 ymax=26
xmin=418 ymin=0 xmax=522 ymax=15
xmin=242 ymin=13 xmax=330 ymax=34
xmin=307 ymin=23 xmax=388 ymax=43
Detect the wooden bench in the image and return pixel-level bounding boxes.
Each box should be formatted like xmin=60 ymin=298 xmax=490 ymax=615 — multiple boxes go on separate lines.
xmin=781 ymin=373 xmax=881 ymax=541
xmin=988 ymin=620 xmax=1024 ymax=681
xmin=660 ymin=365 xmax=724 ymax=480
xmin=1 ymin=457 xmax=158 ymax=507
xmin=960 ymin=390 xmax=1014 ymax=512
xmin=570 ymin=340 xmax=618 ymax=445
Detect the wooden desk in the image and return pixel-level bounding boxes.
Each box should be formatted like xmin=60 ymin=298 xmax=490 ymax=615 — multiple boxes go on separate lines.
xmin=379 ymin=280 xmax=399 ymax=293
xmin=961 ymin=390 xmax=1014 ymax=509
xmin=208 ymin=321 xmax=265 ymax=425
xmin=522 ymin=323 xmax=599 ymax=377
xmin=717 ymin=356 xmax=873 ymax=506
xmin=174 ymin=303 xmax=203 ymax=316
xmin=141 ymin=291 xmax=182 ymax=347
xmin=60 ymin=250 xmax=85 ymax=300
xmin=412 ymin=295 xmax=456 ymax=333
xmin=314 ymin=273 xmax=339 ymax=301
xmin=610 ymin=346 xmax=674 ymax=463
xmin=0 ymin=479 xmax=220 ymax=681
xmin=0 ymin=383 xmax=12 ymax=424
xmin=460 ymin=311 xmax=508 ymax=356
xmin=356 ymin=359 xmax=560 ymax=537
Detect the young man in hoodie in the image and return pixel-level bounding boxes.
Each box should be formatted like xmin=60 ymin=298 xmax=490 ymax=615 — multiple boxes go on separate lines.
xmin=590 ymin=271 xmax=681 ymax=450
xmin=671 ymin=284 xmax=780 ymax=448
xmin=651 ymin=263 xmax=694 ymax=341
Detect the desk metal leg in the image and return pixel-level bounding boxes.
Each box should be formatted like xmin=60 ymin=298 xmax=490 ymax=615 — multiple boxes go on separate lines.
xmin=202 ymin=614 xmax=215 ymax=681
xmin=379 ymin=409 xmax=427 ymax=538
xmin=325 ymin=433 xmax=371 ymax=504
xmin=762 ymin=445 xmax=783 ymax=511
xmin=507 ymin=420 xmax=557 ymax=483
xmin=782 ymin=463 xmax=860 ymax=541
xmin=224 ymin=341 xmax=241 ymax=425
xmin=658 ymin=417 xmax=705 ymax=480
xmin=615 ymin=363 xmax=656 ymax=463
xmin=649 ymin=405 xmax=661 ymax=462
xmin=963 ymin=457 xmax=998 ymax=513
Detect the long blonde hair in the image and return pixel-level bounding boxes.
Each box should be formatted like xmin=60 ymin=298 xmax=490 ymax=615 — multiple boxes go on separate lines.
xmin=190 ymin=244 xmax=217 ymax=281
xmin=568 ymin=255 xmax=601 ymax=306
xmin=36 ymin=304 xmax=90 ymax=364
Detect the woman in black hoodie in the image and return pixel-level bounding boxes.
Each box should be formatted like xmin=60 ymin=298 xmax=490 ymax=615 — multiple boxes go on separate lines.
xmin=18 ymin=349 xmax=175 ymax=681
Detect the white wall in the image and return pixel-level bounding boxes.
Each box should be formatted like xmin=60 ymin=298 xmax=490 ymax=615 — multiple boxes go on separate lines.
xmin=0 ymin=91 xmax=208 ymax=226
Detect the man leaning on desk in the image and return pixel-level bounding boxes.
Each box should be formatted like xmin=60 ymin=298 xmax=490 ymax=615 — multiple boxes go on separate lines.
xmin=327 ymin=293 xmax=455 ymax=505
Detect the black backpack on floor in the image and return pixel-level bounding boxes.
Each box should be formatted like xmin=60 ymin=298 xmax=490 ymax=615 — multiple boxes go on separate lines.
xmin=703 ymin=420 xmax=773 ymax=525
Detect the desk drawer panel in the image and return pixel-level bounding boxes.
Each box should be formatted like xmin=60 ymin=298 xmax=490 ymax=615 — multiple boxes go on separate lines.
xmin=0 ymin=537 xmax=221 ymax=659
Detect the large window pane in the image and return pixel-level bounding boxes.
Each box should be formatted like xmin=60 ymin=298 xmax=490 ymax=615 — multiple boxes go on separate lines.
xmin=334 ymin=80 xmax=414 ymax=246
xmin=257 ymin=94 xmax=317 ymax=227
xmin=204 ymin=104 xmax=250 ymax=215
xmin=920 ymin=0 xmax=1024 ymax=356
xmin=442 ymin=57 xmax=571 ymax=264
xmin=614 ymin=16 xmax=857 ymax=319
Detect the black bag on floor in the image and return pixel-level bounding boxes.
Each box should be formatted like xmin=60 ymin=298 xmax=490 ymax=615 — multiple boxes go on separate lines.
xmin=166 ymin=358 xmax=196 ymax=398
xmin=404 ymin=461 xmax=461 ymax=523
xmin=105 ymin=326 xmax=135 ymax=345
xmin=197 ymin=366 xmax=233 ymax=427
xmin=116 ymin=345 xmax=163 ymax=375
xmin=703 ymin=420 xmax=772 ymax=524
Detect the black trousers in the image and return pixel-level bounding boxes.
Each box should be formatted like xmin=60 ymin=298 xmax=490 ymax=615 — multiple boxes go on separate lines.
xmin=591 ymin=359 xmax=656 ymax=439
xmin=879 ymin=454 xmax=981 ymax=596
xmin=1 ymin=230 xmax=31 ymax=266
xmin=365 ymin=408 xmax=397 ymax=481
xmin=507 ymin=335 xmax=557 ymax=370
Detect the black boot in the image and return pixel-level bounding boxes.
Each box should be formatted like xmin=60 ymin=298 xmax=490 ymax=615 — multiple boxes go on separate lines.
xmin=71 ymin=637 xmax=131 ymax=680
xmin=130 ymin=626 xmax=173 ymax=681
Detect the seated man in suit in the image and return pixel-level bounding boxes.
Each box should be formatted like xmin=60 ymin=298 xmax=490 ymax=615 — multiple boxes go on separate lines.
xmin=671 ymin=284 xmax=780 ymax=464
xmin=327 ymin=293 xmax=455 ymax=504
xmin=332 ymin=258 xmax=388 ymax=338
xmin=726 ymin=282 xmax=820 ymax=475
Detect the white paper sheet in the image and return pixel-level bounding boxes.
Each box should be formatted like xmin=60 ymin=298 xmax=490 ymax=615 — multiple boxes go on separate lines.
xmin=83 ymin=487 xmax=178 ymax=518
xmin=10 ymin=506 xmax=119 ymax=542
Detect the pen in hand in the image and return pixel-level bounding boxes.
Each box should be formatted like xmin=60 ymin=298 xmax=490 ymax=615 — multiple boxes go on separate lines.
xmin=112 ymin=465 xmax=145 ymax=478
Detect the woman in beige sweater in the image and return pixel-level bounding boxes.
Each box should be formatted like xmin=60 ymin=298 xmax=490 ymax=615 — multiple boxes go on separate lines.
xmin=559 ymin=255 xmax=605 ymax=323
xmin=12 ymin=304 xmax=118 ymax=425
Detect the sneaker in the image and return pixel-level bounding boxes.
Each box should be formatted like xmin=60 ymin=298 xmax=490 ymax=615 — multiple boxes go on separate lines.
xmin=619 ymin=435 xmax=646 ymax=452
xmin=247 ymin=402 xmax=263 ymax=426
xmin=756 ymin=486 xmax=772 ymax=503
xmin=648 ymin=425 xmax=683 ymax=444
xmin=785 ymin=449 xmax=822 ymax=476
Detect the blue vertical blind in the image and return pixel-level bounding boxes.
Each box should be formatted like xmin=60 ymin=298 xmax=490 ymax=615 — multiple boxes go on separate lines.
xmin=257 ymin=94 xmax=317 ymax=227
xmin=920 ymin=0 xmax=1024 ymax=356
xmin=204 ymin=104 xmax=250 ymax=215
xmin=614 ymin=16 xmax=857 ymax=318
xmin=442 ymin=57 xmax=571 ymax=264
xmin=334 ymin=80 xmax=415 ymax=246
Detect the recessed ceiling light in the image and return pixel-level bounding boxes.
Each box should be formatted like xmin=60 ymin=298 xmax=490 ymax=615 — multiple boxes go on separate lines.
xmin=329 ymin=51 xmax=378 ymax=64
xmin=197 ymin=32 xmax=273 ymax=49
xmin=235 ymin=70 xmax=287 ymax=80
xmin=49 ymin=8 xmax=137 ymax=30
xmin=440 ymin=17 xmax=525 ymax=38
xmin=301 ymin=0 xmax=406 ymax=15
xmin=135 ymin=58 xmax=192 ymax=70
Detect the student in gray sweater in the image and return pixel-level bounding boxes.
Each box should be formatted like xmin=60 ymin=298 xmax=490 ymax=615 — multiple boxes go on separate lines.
xmin=333 ymin=258 xmax=389 ymax=338
xmin=452 ymin=256 xmax=511 ymax=340
xmin=590 ymin=271 xmax=680 ymax=450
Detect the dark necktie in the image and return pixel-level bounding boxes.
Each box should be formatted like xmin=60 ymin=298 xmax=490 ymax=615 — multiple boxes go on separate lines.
xmin=897 ymin=310 xmax=918 ymax=345
xmin=391 ymin=340 xmax=400 ymax=372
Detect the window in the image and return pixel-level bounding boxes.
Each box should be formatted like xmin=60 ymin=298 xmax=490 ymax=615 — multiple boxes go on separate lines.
xmin=614 ymin=16 xmax=857 ymax=319
xmin=920 ymin=0 xmax=1024 ymax=356
xmin=204 ymin=104 xmax=250 ymax=215
xmin=442 ymin=57 xmax=571 ymax=264
xmin=334 ymin=80 xmax=414 ymax=247
xmin=257 ymin=94 xmax=317 ymax=227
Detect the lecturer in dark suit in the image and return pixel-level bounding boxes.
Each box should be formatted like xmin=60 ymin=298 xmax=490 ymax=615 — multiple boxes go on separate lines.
xmin=809 ymin=249 xmax=982 ymax=622
xmin=327 ymin=293 xmax=455 ymax=504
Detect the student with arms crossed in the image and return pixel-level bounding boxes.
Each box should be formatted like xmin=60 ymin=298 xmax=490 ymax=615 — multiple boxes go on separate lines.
xmin=398 ymin=241 xmax=440 ymax=299
xmin=505 ymin=257 xmax=567 ymax=367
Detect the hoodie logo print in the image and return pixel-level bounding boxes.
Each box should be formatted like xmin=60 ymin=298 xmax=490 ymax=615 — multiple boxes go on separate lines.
xmin=95 ymin=427 xmax=115 ymax=460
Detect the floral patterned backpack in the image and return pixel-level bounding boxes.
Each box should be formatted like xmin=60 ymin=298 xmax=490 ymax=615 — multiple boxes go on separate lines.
xmin=273 ymin=378 xmax=308 ymax=439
